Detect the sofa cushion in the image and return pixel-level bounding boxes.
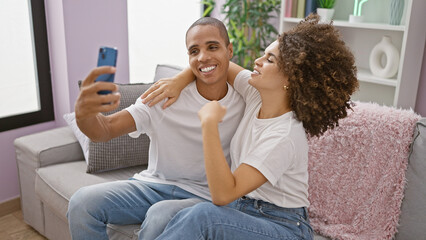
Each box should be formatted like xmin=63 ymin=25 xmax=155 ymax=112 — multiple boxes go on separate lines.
xmin=307 ymin=102 xmax=420 ymax=240
xmin=65 ymin=64 xmax=183 ymax=173
xmin=153 ymin=64 xmax=184 ymax=82
xmin=87 ymin=82 xmax=153 ymax=173
xmin=35 ymin=160 xmax=146 ymax=222
xmin=63 ymin=112 xmax=90 ymax=163
xmin=395 ymin=118 xmax=426 ymax=239
xmin=63 ymin=83 xmax=152 ymax=173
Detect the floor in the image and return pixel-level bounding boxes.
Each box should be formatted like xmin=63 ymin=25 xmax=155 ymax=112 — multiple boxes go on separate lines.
xmin=0 ymin=210 xmax=46 ymax=240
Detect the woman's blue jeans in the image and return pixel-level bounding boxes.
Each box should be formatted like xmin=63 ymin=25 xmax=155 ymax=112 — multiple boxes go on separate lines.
xmin=67 ymin=179 xmax=204 ymax=240
xmin=157 ymin=197 xmax=313 ymax=240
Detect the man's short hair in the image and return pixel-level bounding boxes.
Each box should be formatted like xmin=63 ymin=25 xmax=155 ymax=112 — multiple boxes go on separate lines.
xmin=186 ymin=17 xmax=230 ymax=46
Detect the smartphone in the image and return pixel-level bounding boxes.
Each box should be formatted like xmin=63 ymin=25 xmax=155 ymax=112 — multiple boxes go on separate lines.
xmin=95 ymin=46 xmax=118 ymax=94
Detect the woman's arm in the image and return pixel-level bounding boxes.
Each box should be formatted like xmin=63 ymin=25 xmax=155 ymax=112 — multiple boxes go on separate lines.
xmin=141 ymin=62 xmax=245 ymax=109
xmin=198 ymin=101 xmax=267 ymax=206
xmin=141 ymin=67 xmax=195 ymax=109
xmin=226 ymin=61 xmax=245 ymax=87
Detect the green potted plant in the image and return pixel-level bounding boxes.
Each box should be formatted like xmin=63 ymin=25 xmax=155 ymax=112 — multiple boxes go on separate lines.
xmin=317 ymin=0 xmax=336 ymax=23
xmin=222 ymin=0 xmax=281 ymax=70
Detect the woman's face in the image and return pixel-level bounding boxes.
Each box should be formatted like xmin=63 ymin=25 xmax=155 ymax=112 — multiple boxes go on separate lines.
xmin=249 ymin=40 xmax=288 ymax=91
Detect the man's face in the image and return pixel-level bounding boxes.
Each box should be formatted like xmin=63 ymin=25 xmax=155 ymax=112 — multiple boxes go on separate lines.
xmin=186 ymin=25 xmax=233 ymax=88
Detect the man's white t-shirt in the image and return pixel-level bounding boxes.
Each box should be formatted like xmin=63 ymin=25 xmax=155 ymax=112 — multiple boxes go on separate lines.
xmin=231 ymin=70 xmax=310 ymax=208
xmin=125 ymin=81 xmax=244 ymax=200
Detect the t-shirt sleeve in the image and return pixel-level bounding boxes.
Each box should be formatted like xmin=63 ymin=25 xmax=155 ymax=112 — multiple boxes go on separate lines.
xmin=125 ymin=98 xmax=152 ymax=138
xmin=242 ymin=137 xmax=295 ymax=186
xmin=233 ymin=69 xmax=258 ymax=103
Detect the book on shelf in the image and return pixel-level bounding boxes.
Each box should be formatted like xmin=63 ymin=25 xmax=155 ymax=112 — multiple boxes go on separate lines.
xmin=297 ymin=0 xmax=306 ymax=18
xmin=291 ymin=0 xmax=298 ymax=18
xmin=284 ymin=0 xmax=293 ymax=17
xmin=305 ymin=0 xmax=317 ymax=17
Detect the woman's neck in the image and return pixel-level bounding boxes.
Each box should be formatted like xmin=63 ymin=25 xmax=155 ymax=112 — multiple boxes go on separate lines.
xmin=258 ymin=91 xmax=291 ymax=119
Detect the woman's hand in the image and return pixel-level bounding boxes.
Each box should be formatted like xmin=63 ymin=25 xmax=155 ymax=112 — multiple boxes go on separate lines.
xmin=141 ymin=78 xmax=182 ymax=109
xmin=141 ymin=67 xmax=196 ymax=109
xmin=198 ymin=101 xmax=227 ymax=125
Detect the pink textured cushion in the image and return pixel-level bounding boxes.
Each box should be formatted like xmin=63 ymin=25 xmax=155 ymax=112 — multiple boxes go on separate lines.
xmin=307 ymin=102 xmax=420 ymax=240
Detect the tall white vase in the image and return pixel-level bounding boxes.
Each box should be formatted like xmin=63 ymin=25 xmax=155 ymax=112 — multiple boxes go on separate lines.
xmin=369 ymin=36 xmax=400 ymax=78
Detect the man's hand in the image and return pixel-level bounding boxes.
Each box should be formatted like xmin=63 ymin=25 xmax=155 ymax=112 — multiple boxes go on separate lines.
xmin=75 ymin=66 xmax=120 ymax=121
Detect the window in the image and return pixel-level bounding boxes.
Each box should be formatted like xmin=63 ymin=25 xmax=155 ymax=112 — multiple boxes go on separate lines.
xmin=0 ymin=0 xmax=54 ymax=132
xmin=127 ymin=0 xmax=203 ymax=83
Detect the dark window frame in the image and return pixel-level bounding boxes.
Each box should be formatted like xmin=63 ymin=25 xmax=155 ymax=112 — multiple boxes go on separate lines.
xmin=0 ymin=0 xmax=54 ymax=132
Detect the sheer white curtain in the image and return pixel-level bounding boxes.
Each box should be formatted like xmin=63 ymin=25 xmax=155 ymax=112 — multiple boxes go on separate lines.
xmin=127 ymin=0 xmax=202 ymax=83
xmin=0 ymin=0 xmax=40 ymax=118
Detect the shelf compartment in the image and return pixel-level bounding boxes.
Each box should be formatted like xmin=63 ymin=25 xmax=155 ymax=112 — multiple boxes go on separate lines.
xmin=282 ymin=18 xmax=406 ymax=31
xmin=357 ymin=68 xmax=397 ymax=87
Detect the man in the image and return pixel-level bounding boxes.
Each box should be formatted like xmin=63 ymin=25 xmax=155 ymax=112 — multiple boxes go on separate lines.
xmin=67 ymin=17 xmax=245 ymax=240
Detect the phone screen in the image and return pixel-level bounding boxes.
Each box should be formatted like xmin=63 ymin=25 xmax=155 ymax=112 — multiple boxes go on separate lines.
xmin=95 ymin=46 xmax=117 ymax=94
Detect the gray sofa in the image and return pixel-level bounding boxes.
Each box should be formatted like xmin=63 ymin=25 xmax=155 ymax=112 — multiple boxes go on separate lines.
xmin=15 ymin=65 xmax=426 ymax=240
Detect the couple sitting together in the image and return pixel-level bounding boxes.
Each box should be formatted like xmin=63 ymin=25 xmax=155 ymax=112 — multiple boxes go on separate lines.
xmin=68 ymin=14 xmax=358 ymax=240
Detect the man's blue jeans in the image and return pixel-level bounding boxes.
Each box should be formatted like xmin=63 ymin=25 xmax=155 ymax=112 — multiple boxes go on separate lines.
xmin=158 ymin=197 xmax=313 ymax=240
xmin=67 ymin=179 xmax=205 ymax=240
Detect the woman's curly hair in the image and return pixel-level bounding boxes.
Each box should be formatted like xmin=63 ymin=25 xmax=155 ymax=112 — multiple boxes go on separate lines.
xmin=278 ymin=14 xmax=359 ymax=137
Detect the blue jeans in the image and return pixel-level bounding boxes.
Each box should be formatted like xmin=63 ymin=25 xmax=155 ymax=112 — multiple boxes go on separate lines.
xmin=67 ymin=179 xmax=205 ymax=240
xmin=157 ymin=197 xmax=313 ymax=240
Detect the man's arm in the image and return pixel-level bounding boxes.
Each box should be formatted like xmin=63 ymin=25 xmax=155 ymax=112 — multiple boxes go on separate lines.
xmin=75 ymin=67 xmax=136 ymax=142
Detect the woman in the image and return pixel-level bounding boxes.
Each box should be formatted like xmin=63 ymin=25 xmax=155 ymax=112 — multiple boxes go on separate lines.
xmin=143 ymin=14 xmax=358 ymax=239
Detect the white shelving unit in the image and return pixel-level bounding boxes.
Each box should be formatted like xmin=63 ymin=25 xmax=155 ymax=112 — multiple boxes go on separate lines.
xmin=279 ymin=0 xmax=426 ymax=109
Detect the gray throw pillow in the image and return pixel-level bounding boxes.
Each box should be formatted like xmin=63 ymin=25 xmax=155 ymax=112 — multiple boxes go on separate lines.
xmin=153 ymin=64 xmax=184 ymax=82
xmin=395 ymin=118 xmax=426 ymax=239
xmin=86 ymin=83 xmax=152 ymax=173
xmin=86 ymin=64 xmax=183 ymax=173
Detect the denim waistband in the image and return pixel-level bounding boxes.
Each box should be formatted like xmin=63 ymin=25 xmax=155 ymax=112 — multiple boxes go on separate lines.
xmin=238 ymin=196 xmax=309 ymax=221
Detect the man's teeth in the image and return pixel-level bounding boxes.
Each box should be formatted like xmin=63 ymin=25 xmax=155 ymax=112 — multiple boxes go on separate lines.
xmin=253 ymin=70 xmax=260 ymax=74
xmin=200 ymin=66 xmax=216 ymax=72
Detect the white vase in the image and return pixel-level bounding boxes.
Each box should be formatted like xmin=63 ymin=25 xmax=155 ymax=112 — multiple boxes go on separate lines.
xmin=369 ymin=36 xmax=400 ymax=78
xmin=317 ymin=8 xmax=335 ymax=23
xmin=349 ymin=14 xmax=364 ymax=23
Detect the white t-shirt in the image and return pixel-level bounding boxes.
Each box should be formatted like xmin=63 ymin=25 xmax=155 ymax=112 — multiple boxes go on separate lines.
xmin=125 ymin=81 xmax=244 ymax=200
xmin=231 ymin=70 xmax=310 ymax=208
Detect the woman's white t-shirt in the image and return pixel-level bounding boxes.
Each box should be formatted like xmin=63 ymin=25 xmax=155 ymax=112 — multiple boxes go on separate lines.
xmin=231 ymin=70 xmax=310 ymax=208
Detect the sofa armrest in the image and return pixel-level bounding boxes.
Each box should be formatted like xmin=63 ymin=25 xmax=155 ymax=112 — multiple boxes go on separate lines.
xmin=14 ymin=126 xmax=84 ymax=169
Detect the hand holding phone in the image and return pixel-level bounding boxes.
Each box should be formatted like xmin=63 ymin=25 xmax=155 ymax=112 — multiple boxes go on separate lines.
xmin=95 ymin=46 xmax=118 ymax=94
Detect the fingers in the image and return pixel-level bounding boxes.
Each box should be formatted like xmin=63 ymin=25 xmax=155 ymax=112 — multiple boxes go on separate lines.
xmin=75 ymin=90 xmax=121 ymax=120
xmin=98 ymin=98 xmax=121 ymax=112
xmin=146 ymin=92 xmax=167 ymax=107
xmin=97 ymin=92 xmax=121 ymax=106
xmin=141 ymin=86 xmax=162 ymax=104
xmin=82 ymin=66 xmax=116 ymax=87
xmin=141 ymin=81 xmax=169 ymax=104
xmin=162 ymin=97 xmax=177 ymax=109
xmin=140 ymin=82 xmax=160 ymax=101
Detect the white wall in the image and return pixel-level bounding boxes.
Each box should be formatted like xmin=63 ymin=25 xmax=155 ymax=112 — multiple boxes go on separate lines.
xmin=127 ymin=0 xmax=202 ymax=83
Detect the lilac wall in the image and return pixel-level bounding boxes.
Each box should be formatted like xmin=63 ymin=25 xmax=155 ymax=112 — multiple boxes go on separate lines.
xmin=62 ymin=0 xmax=129 ymax=111
xmin=0 ymin=0 xmax=425 ymax=204
xmin=0 ymin=0 xmax=129 ymax=204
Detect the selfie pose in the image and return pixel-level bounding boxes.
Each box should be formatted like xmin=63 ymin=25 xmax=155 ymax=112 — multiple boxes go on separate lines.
xmin=143 ymin=14 xmax=359 ymax=239
xmin=67 ymin=17 xmax=245 ymax=240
